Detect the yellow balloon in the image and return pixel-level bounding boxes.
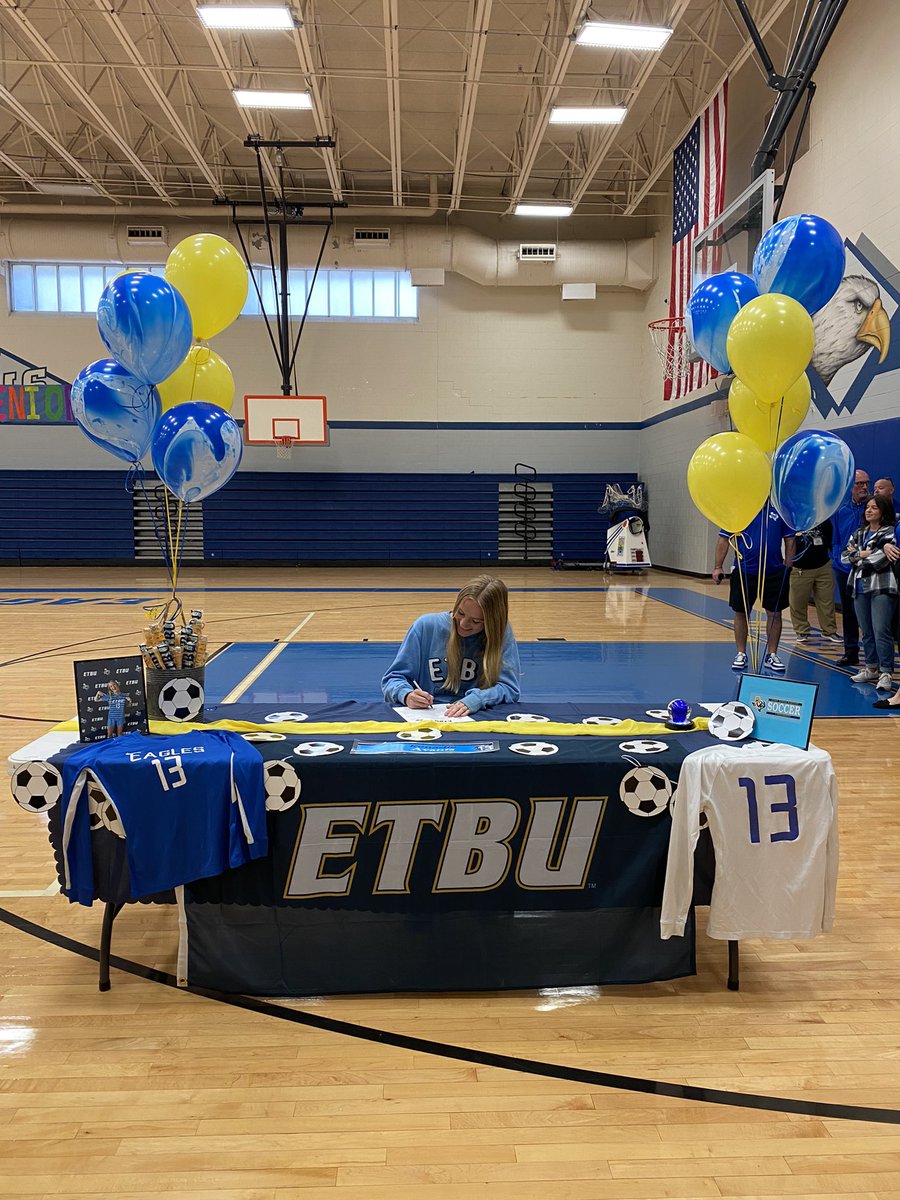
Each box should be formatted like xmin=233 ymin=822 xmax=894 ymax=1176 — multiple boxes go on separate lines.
xmin=687 ymin=432 xmax=772 ymax=533
xmin=164 ymin=234 xmax=249 ymax=340
xmin=157 ymin=345 xmax=235 ymax=412
xmin=725 ymin=293 xmax=815 ymax=406
xmin=728 ymin=373 xmax=811 ymax=453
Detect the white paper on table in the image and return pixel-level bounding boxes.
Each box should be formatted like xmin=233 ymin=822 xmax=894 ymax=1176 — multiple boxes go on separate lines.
xmin=392 ymin=703 xmax=474 ymax=723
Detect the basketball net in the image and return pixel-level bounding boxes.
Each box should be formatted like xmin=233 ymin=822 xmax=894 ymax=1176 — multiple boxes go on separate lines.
xmin=648 ymin=317 xmax=686 ymax=381
xmin=274 ymin=436 xmax=295 ymax=461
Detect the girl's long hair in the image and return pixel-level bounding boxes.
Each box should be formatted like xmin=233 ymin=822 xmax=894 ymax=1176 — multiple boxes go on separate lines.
xmin=445 ymin=575 xmax=509 ymax=692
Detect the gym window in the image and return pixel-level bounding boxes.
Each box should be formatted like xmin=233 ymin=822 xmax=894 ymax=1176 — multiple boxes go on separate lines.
xmin=8 ymin=262 xmax=418 ymax=322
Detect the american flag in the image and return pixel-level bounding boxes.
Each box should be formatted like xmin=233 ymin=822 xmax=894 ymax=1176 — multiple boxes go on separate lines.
xmin=665 ymin=81 xmax=728 ymax=402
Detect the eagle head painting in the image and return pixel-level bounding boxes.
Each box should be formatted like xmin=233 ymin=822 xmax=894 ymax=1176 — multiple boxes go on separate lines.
xmin=811 ymin=274 xmax=891 ymax=386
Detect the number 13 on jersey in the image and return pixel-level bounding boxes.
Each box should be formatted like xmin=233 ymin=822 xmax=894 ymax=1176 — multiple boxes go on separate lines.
xmin=738 ymin=773 xmax=799 ymax=843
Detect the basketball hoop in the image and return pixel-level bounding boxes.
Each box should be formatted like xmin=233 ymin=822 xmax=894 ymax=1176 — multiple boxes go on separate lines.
xmin=648 ymin=317 xmax=687 ymax=381
xmin=274 ymin=436 xmax=296 ymax=461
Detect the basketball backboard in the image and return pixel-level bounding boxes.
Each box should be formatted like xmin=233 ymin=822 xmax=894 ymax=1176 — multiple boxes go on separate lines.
xmin=243 ymin=395 xmax=328 ymax=446
xmin=692 ymin=169 xmax=776 ymax=291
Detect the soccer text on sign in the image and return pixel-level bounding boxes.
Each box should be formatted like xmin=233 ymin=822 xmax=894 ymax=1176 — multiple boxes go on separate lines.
xmin=283 ymin=796 xmax=608 ymax=899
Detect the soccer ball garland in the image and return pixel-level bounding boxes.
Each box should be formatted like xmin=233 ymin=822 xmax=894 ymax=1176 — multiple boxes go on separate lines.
xmin=619 ymin=765 xmax=674 ymax=818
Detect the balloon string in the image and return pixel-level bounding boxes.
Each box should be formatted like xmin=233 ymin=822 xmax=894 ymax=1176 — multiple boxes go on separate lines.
xmin=731 ymin=535 xmax=759 ymax=673
xmin=188 ymin=350 xmax=201 ymax=403
xmin=129 ymin=467 xmax=176 ymax=591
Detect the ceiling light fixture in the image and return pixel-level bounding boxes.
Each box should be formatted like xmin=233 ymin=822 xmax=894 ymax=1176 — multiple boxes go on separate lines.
xmin=33 ymin=181 xmax=99 ymax=195
xmin=549 ymin=106 xmax=627 ymax=125
xmin=514 ymin=203 xmax=573 ymax=218
xmin=576 ymin=21 xmax=673 ymax=51
xmin=198 ymin=7 xmax=295 ymax=31
xmin=233 ymin=89 xmax=312 ymax=109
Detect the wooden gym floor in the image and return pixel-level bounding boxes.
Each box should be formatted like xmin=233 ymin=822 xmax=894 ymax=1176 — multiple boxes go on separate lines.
xmin=2 ymin=565 xmax=900 ymax=1200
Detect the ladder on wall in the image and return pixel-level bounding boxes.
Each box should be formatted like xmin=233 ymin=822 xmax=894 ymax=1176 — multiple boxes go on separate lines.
xmin=498 ymin=464 xmax=552 ymax=564
xmin=132 ymin=477 xmax=205 ymax=564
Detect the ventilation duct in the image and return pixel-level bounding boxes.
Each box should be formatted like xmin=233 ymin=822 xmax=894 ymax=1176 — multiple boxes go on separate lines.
xmin=0 ymin=217 xmax=656 ymax=291
xmin=517 ymin=243 xmax=556 ymax=261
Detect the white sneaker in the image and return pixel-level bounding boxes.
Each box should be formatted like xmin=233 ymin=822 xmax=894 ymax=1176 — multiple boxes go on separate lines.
xmin=764 ymin=653 xmax=786 ymax=672
xmin=877 ymin=673 xmax=894 ymax=692
xmin=851 ymin=666 xmax=879 ymax=682
xmin=731 ymin=651 xmax=748 ymax=671
xmin=823 ymin=634 xmax=843 ymax=643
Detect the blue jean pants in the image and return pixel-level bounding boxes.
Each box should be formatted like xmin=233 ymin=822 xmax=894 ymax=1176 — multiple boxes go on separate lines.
xmin=854 ymin=591 xmax=897 ymax=674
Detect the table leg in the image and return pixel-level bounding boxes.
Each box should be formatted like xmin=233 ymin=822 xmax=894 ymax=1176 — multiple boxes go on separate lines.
xmin=99 ymin=901 xmax=124 ymax=991
xmin=727 ymin=938 xmax=740 ymax=990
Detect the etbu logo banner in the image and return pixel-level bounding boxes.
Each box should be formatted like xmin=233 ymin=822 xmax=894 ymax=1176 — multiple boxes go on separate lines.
xmin=0 ymin=349 xmax=73 ymax=424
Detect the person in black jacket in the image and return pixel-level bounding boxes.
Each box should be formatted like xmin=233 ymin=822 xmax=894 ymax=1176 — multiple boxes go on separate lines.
xmin=788 ymin=519 xmax=842 ymax=644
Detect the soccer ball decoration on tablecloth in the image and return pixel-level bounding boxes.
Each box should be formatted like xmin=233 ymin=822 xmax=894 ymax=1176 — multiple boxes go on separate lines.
xmin=397 ymin=727 xmax=442 ymax=741
xmin=506 ymin=713 xmax=550 ymax=723
xmin=157 ymin=677 xmax=204 ymax=722
xmin=618 ymin=740 xmax=669 ymax=755
xmin=581 ymin=716 xmax=622 ymax=726
xmin=99 ymin=796 xmax=126 ymax=838
xmin=262 ymin=760 xmax=302 ymax=811
xmin=619 ymin=766 xmax=674 ymax=818
xmin=87 ymin=778 xmax=108 ymax=831
xmin=708 ymin=700 xmax=756 ymax=742
xmin=11 ymin=761 xmax=62 ymax=813
xmin=241 ymin=731 xmax=287 ymax=742
xmin=293 ymin=741 xmax=344 ymax=757
xmin=264 ymin=711 xmax=308 ymax=723
xmin=508 ymin=741 xmax=558 ymax=756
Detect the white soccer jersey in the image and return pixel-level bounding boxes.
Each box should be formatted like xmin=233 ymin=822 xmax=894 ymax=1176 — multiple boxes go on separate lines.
xmin=661 ymin=742 xmax=839 ymax=941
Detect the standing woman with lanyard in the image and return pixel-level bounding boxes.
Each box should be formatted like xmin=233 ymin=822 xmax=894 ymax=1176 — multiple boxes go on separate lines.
xmin=841 ymin=493 xmax=897 ymax=693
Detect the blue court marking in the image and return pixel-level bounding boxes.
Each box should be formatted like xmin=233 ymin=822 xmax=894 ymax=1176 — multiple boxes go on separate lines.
xmin=0 ymin=586 xmax=615 ymax=595
xmin=645 ymin=586 xmax=734 ymax=626
xmin=204 ymin=640 xmax=881 ymax=717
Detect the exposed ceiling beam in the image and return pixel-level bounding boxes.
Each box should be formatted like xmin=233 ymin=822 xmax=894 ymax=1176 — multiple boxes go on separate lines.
xmin=623 ymin=0 xmax=796 ymax=215
xmin=449 ymin=0 xmax=492 ymax=212
xmin=383 ymin=0 xmax=402 ymax=206
xmin=0 ymin=80 xmax=115 ymax=200
xmin=0 ymin=6 xmax=173 ymax=202
xmin=290 ymin=2 xmax=344 ymax=200
xmin=94 ymin=0 xmax=226 ymax=196
xmin=505 ymin=0 xmax=584 ymax=211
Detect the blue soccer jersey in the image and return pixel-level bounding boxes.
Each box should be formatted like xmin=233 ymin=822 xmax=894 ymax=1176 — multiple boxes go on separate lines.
xmin=106 ymin=694 xmax=126 ymax=724
xmin=58 ymin=730 xmax=268 ymax=906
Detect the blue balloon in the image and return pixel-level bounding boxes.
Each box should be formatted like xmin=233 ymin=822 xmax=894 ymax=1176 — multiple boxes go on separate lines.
xmin=752 ymin=214 xmax=846 ymax=315
xmin=70 ymin=358 xmax=161 ymax=463
xmin=97 ymin=272 xmax=193 ymax=385
xmin=686 ymin=272 xmax=759 ymax=373
xmin=771 ymin=430 xmax=855 ymax=530
xmin=151 ymin=401 xmax=242 ymax=503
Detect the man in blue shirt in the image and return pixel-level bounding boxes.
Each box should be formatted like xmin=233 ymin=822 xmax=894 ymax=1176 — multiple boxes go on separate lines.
xmin=831 ymin=468 xmax=870 ymax=666
xmin=712 ymin=506 xmax=796 ymax=672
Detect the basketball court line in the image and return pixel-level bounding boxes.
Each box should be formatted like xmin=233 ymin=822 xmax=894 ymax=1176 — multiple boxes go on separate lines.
xmin=220 ymin=612 xmax=315 ymax=703
xmin=0 ymin=903 xmax=897 ymax=1126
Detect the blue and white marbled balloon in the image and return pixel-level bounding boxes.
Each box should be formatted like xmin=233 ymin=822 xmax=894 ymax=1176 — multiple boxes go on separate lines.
xmin=97 ymin=271 xmax=193 ymax=386
xmin=771 ymin=429 xmax=855 ymax=531
xmin=686 ymin=272 xmax=759 ymax=373
xmin=752 ymin=214 xmax=845 ymax=316
xmin=151 ymin=401 xmax=242 ymax=503
xmin=70 ymin=358 xmax=161 ymax=463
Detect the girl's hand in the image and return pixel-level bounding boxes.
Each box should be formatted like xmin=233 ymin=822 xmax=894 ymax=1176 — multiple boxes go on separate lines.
xmin=405 ymin=687 xmax=434 ymax=709
xmin=444 ymin=701 xmax=470 ymax=718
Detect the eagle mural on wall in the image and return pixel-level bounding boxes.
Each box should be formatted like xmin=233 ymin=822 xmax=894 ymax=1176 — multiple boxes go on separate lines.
xmin=811 ymin=275 xmax=890 ymax=385
xmin=809 ymin=239 xmax=900 ymax=418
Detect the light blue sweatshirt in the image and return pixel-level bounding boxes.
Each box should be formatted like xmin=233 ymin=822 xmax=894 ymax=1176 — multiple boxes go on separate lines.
xmin=381 ymin=611 xmax=521 ymax=713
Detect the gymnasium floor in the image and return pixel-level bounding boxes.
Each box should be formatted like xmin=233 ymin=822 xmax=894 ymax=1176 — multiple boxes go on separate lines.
xmin=2 ymin=565 xmax=900 ymax=1200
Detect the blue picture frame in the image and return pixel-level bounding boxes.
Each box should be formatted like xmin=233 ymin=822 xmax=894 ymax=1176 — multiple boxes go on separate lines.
xmin=736 ymin=673 xmax=819 ymax=750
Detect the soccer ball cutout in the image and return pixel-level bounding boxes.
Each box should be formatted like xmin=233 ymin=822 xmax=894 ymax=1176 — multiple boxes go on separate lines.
xmin=264 ymin=711 xmax=308 ymax=723
xmin=618 ymin=739 xmax=669 ymax=754
xmin=87 ymin=778 xmax=108 ymax=831
xmin=11 ymin=761 xmax=61 ymax=813
xmin=507 ymin=713 xmax=549 ymax=723
xmin=99 ymin=797 xmax=126 ymax=838
xmin=619 ymin=766 xmax=674 ymax=818
xmin=645 ymin=709 xmax=670 ymax=720
xmin=397 ymin=727 xmax=442 ymax=741
xmin=293 ymin=741 xmax=344 ymax=757
xmin=242 ymin=731 xmax=287 ymax=742
xmin=669 ymin=792 xmax=709 ymax=831
xmin=263 ymin=760 xmax=302 ymax=811
xmin=158 ymin=677 xmax=204 ymax=722
xmin=708 ymin=701 xmax=756 ymax=742
xmin=508 ymin=741 xmax=558 ymax=756
xmin=582 ymin=716 xmax=621 ymax=726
